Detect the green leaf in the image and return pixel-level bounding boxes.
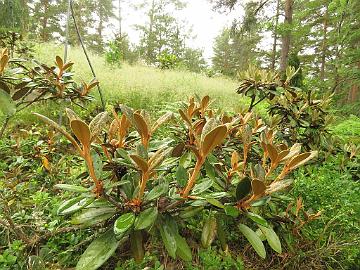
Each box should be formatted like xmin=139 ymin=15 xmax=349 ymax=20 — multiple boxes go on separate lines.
xmin=247 ymin=212 xmax=269 ymax=227
xmin=0 ymin=90 xmax=16 ymax=116
xmin=191 ymin=179 xmax=213 ymax=195
xmin=72 ymin=208 xmax=116 ymax=227
xmin=114 ymin=212 xmax=135 ymax=236
xmin=130 ymin=230 xmax=144 ymax=263
xmin=258 ymin=225 xmax=282 ymax=254
xmin=179 ymin=152 xmax=192 ymax=168
xmin=236 ymin=177 xmax=251 ymax=200
xmin=89 ymin=112 xmax=109 ymax=140
xmin=201 ymin=216 xmax=217 ymax=248
xmin=204 ymin=160 xmax=216 ymax=180
xmin=57 ymin=197 xmax=94 ymax=216
xmin=86 ymin=198 xmax=113 ymax=208
xmin=144 ymin=183 xmax=168 ymax=201
xmin=179 ymin=206 xmax=204 ymax=219
xmin=175 ymin=234 xmax=192 ymax=262
xmin=206 ymin=198 xmax=224 ymax=209
xmin=175 ymin=165 xmax=188 ymax=187
xmin=76 ymin=230 xmax=120 ymax=270
xmin=250 ymin=196 xmax=271 ymax=207
xmin=216 ymin=216 xmax=228 ymax=251
xmin=224 ymin=205 xmax=239 ymax=217
xmin=134 ymin=207 xmax=158 ymax=230
xmin=57 ymin=197 xmax=83 ymax=215
xmin=54 ymin=184 xmax=88 ymax=193
xmin=90 ymin=150 xmax=103 ymax=179
xmin=159 ymin=222 xmax=177 ymax=259
xmin=238 ymin=224 xmax=266 ymax=259
xmin=28 ymin=255 xmax=45 ymax=270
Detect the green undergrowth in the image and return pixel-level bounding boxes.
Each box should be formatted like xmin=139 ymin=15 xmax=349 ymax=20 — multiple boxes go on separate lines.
xmin=331 ymin=115 xmax=360 ymax=144
xmin=291 ymin=155 xmax=360 ymax=268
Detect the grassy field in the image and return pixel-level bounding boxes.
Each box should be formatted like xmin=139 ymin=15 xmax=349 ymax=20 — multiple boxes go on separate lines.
xmin=34 ymin=43 xmax=244 ymax=112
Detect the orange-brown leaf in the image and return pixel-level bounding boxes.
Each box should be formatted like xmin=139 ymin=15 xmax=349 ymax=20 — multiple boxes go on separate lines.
xmin=0 ymin=54 xmax=9 ymax=73
xmin=70 ymin=119 xmax=91 ymax=150
xmin=267 ymin=144 xmax=278 ymax=164
xmin=252 ymin=179 xmax=266 ymax=198
xmin=130 ymin=154 xmax=149 ymax=173
xmin=62 ymin=62 xmax=74 ymax=71
xmin=287 ymin=151 xmax=317 ymax=170
xmin=179 ymin=109 xmax=192 ymax=126
xmin=201 ymin=125 xmax=227 ymax=158
xmin=231 ymin=151 xmax=239 ymax=170
xmin=201 ymin=95 xmax=210 ymax=109
xmin=55 ymin=56 xmax=63 ymax=68
xmin=42 ymin=156 xmax=51 ymax=171
xmin=134 ymin=112 xmax=149 ymax=141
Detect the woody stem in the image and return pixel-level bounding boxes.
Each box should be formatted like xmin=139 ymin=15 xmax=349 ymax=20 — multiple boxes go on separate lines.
xmin=183 ymin=157 xmax=204 ymax=197
xmin=138 ymin=171 xmax=149 ymax=200
xmin=83 ymin=148 xmax=102 ymax=190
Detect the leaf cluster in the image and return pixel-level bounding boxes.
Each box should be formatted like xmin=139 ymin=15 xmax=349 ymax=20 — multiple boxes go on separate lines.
xmin=33 ymin=95 xmax=317 ymax=269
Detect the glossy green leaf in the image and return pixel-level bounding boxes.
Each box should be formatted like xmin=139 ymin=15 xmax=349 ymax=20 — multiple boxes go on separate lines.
xmin=236 ymin=177 xmax=251 ymax=200
xmin=58 ymin=197 xmax=94 ymax=216
xmin=238 ymin=224 xmax=266 ymax=259
xmin=175 ymin=165 xmax=188 ymax=187
xmin=54 ymin=184 xmax=88 ymax=193
xmin=206 ymin=198 xmax=224 ymax=209
xmin=71 ymin=207 xmax=116 ymax=227
xmin=76 ymin=230 xmax=120 ymax=270
xmin=134 ymin=207 xmax=158 ymax=230
xmin=90 ymin=150 xmax=103 ymax=179
xmin=201 ymin=216 xmax=217 ymax=248
xmin=179 ymin=152 xmax=192 ymax=168
xmin=114 ymin=212 xmax=135 ymax=236
xmin=28 ymin=255 xmax=45 ymax=270
xmin=247 ymin=212 xmax=269 ymax=227
xmin=159 ymin=222 xmax=177 ymax=259
xmin=144 ymin=183 xmax=168 ymax=201
xmin=86 ymin=198 xmax=113 ymax=208
xmin=179 ymin=206 xmax=204 ymax=219
xmin=175 ymin=234 xmax=192 ymax=262
xmin=0 ymin=90 xmax=16 ymax=116
xmin=224 ymin=205 xmax=239 ymax=217
xmin=191 ymin=179 xmax=213 ymax=195
xmin=204 ymin=160 xmax=216 ymax=180
xmin=258 ymin=225 xmax=282 ymax=254
xmin=216 ymin=216 xmax=228 ymax=251
xmin=250 ymin=196 xmax=271 ymax=207
xmin=130 ymin=230 xmax=144 ymax=263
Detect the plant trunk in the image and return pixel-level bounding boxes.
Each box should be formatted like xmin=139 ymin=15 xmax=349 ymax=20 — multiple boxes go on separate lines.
xmin=320 ymin=3 xmax=329 ymax=81
xmin=348 ymin=61 xmax=360 ymax=103
xmin=271 ymin=0 xmax=280 ymax=71
xmin=41 ymin=0 xmax=49 ymax=42
xmin=280 ymin=0 xmax=293 ymax=73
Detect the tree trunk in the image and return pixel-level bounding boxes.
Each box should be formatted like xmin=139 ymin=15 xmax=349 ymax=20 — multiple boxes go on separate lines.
xmin=271 ymin=0 xmax=280 ymax=71
xmin=348 ymin=61 xmax=360 ymax=103
xmin=41 ymin=0 xmax=49 ymax=42
xmin=320 ymin=2 xmax=329 ymax=81
xmin=280 ymin=0 xmax=293 ymax=73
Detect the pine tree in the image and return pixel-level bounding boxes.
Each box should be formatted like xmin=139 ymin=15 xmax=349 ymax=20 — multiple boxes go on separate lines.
xmin=0 ymin=0 xmax=30 ymax=33
xmin=135 ymin=0 xmax=188 ymax=64
xmin=30 ymin=0 xmax=62 ymax=42
xmin=90 ymin=0 xmax=115 ymax=53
